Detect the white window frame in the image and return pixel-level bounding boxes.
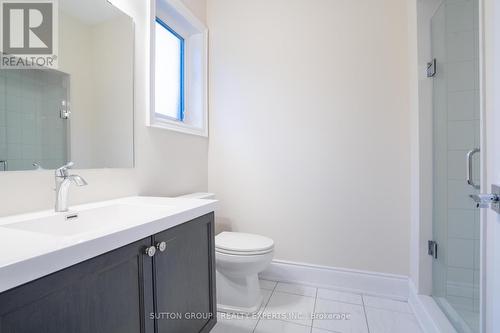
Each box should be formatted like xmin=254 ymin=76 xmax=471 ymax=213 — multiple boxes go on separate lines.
xmin=149 ymin=0 xmax=208 ymax=137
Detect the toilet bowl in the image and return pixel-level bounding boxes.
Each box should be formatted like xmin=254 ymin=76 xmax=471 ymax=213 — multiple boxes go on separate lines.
xmin=215 ymin=232 xmax=274 ymax=314
xmin=176 ymin=193 xmax=274 ymax=314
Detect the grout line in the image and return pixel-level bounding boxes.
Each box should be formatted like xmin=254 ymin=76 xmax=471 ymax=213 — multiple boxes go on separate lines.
xmin=272 ymin=281 xmax=318 ymax=298
xmin=362 ymin=295 xmax=371 ymax=333
xmin=264 ymin=281 xmax=278 ymax=308
xmin=274 ymin=318 xmax=314 ymax=329
xmin=310 ymin=288 xmax=319 ymax=333
xmin=362 ymin=306 xmax=413 ymax=315
xmin=315 ymin=296 xmax=365 ymax=307
xmin=362 ymin=295 xmax=413 ymax=315
xmin=272 ymin=290 xmax=317 ymax=298
xmin=252 ymin=280 xmax=278 ymax=333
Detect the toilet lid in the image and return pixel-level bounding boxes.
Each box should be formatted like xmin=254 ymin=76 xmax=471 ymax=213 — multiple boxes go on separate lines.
xmin=215 ymin=232 xmax=274 ymax=254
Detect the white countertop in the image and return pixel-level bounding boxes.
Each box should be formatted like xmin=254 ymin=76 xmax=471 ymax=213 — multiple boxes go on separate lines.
xmin=0 ymin=196 xmax=217 ymax=293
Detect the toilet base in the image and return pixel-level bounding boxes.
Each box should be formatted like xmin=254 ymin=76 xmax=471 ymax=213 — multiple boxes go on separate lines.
xmin=217 ymin=300 xmax=262 ymax=314
xmin=216 ymin=270 xmax=263 ymax=314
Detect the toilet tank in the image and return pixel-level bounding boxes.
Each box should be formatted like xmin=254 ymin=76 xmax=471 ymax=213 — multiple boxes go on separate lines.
xmin=177 ymin=192 xmax=216 ymax=200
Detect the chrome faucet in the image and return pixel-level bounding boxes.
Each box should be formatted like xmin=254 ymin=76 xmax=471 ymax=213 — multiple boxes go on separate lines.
xmin=55 ymin=162 xmax=88 ymax=212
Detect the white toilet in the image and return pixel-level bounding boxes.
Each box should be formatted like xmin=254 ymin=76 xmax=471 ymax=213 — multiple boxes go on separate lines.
xmin=177 ymin=193 xmax=275 ymax=314
xmin=215 ymin=232 xmax=274 ymax=314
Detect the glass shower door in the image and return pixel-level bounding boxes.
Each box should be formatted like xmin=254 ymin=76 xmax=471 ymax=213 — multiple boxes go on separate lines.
xmin=431 ymin=0 xmax=481 ymax=332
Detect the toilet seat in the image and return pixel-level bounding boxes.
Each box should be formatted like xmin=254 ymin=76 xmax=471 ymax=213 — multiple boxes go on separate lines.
xmin=215 ymin=232 xmax=274 ymax=256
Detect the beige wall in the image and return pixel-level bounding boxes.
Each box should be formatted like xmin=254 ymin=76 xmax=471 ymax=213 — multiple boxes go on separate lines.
xmin=0 ymin=0 xmax=208 ymax=217
xmin=90 ymin=15 xmax=135 ymax=168
xmin=60 ymin=12 xmax=135 ymax=169
xmin=207 ymin=0 xmax=412 ymax=275
xmin=177 ymin=0 xmax=206 ymax=23
xmin=59 ymin=12 xmax=96 ymax=167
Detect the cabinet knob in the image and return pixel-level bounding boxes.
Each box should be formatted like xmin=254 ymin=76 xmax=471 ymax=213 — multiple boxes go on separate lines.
xmin=144 ymin=246 xmax=157 ymax=257
xmin=156 ymin=241 xmax=167 ymax=252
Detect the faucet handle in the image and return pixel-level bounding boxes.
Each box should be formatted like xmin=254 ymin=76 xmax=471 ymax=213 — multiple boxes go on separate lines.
xmin=55 ymin=161 xmax=74 ymax=177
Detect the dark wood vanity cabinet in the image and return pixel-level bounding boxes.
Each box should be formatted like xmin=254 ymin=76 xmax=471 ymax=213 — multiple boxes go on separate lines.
xmin=153 ymin=215 xmax=216 ymax=333
xmin=0 ymin=213 xmax=216 ymax=333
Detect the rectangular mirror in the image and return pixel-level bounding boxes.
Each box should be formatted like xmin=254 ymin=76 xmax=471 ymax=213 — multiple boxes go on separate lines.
xmin=0 ymin=0 xmax=134 ymax=171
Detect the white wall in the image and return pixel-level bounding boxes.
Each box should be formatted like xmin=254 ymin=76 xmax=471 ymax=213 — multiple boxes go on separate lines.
xmin=0 ymin=0 xmax=208 ymax=217
xmin=60 ymin=12 xmax=96 ymax=167
xmin=207 ymin=0 xmax=412 ymax=275
xmin=91 ymin=15 xmax=135 ymax=168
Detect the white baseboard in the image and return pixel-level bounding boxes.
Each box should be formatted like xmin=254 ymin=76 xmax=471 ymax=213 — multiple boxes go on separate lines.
xmin=408 ymin=281 xmax=457 ymax=333
xmin=260 ymin=260 xmax=461 ymax=333
xmin=260 ymin=259 xmax=409 ymax=300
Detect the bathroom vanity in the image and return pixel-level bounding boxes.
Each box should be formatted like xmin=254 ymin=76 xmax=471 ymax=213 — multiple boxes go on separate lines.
xmin=0 ymin=197 xmax=217 ymax=333
xmin=0 ymin=0 xmax=217 ymax=330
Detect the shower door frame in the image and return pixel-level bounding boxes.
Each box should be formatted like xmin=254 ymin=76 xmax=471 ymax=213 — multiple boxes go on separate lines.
xmin=413 ymin=0 xmax=490 ymax=331
xmin=482 ymin=0 xmax=500 ymax=331
xmin=431 ymin=0 xmax=483 ymax=330
xmin=415 ymin=0 xmax=500 ymax=331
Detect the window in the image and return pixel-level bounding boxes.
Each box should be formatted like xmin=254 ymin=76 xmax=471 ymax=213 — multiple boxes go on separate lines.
xmin=154 ymin=18 xmax=184 ymax=121
xmin=150 ymin=0 xmax=208 ymax=137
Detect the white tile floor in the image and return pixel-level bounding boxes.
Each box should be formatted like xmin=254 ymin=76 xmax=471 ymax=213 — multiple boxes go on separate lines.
xmin=212 ymin=280 xmax=423 ymax=333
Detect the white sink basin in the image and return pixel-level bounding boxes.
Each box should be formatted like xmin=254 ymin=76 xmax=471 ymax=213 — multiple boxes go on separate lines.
xmin=0 ymin=196 xmax=217 ymax=293
xmin=2 ymin=203 xmax=174 ymax=238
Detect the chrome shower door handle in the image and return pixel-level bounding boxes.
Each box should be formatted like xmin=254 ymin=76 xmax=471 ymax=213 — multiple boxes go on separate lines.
xmin=466 ymin=148 xmax=480 ymax=190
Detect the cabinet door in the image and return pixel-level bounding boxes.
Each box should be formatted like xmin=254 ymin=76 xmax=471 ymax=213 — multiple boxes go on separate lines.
xmin=0 ymin=238 xmax=155 ymax=333
xmin=153 ymin=213 xmax=216 ymax=333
